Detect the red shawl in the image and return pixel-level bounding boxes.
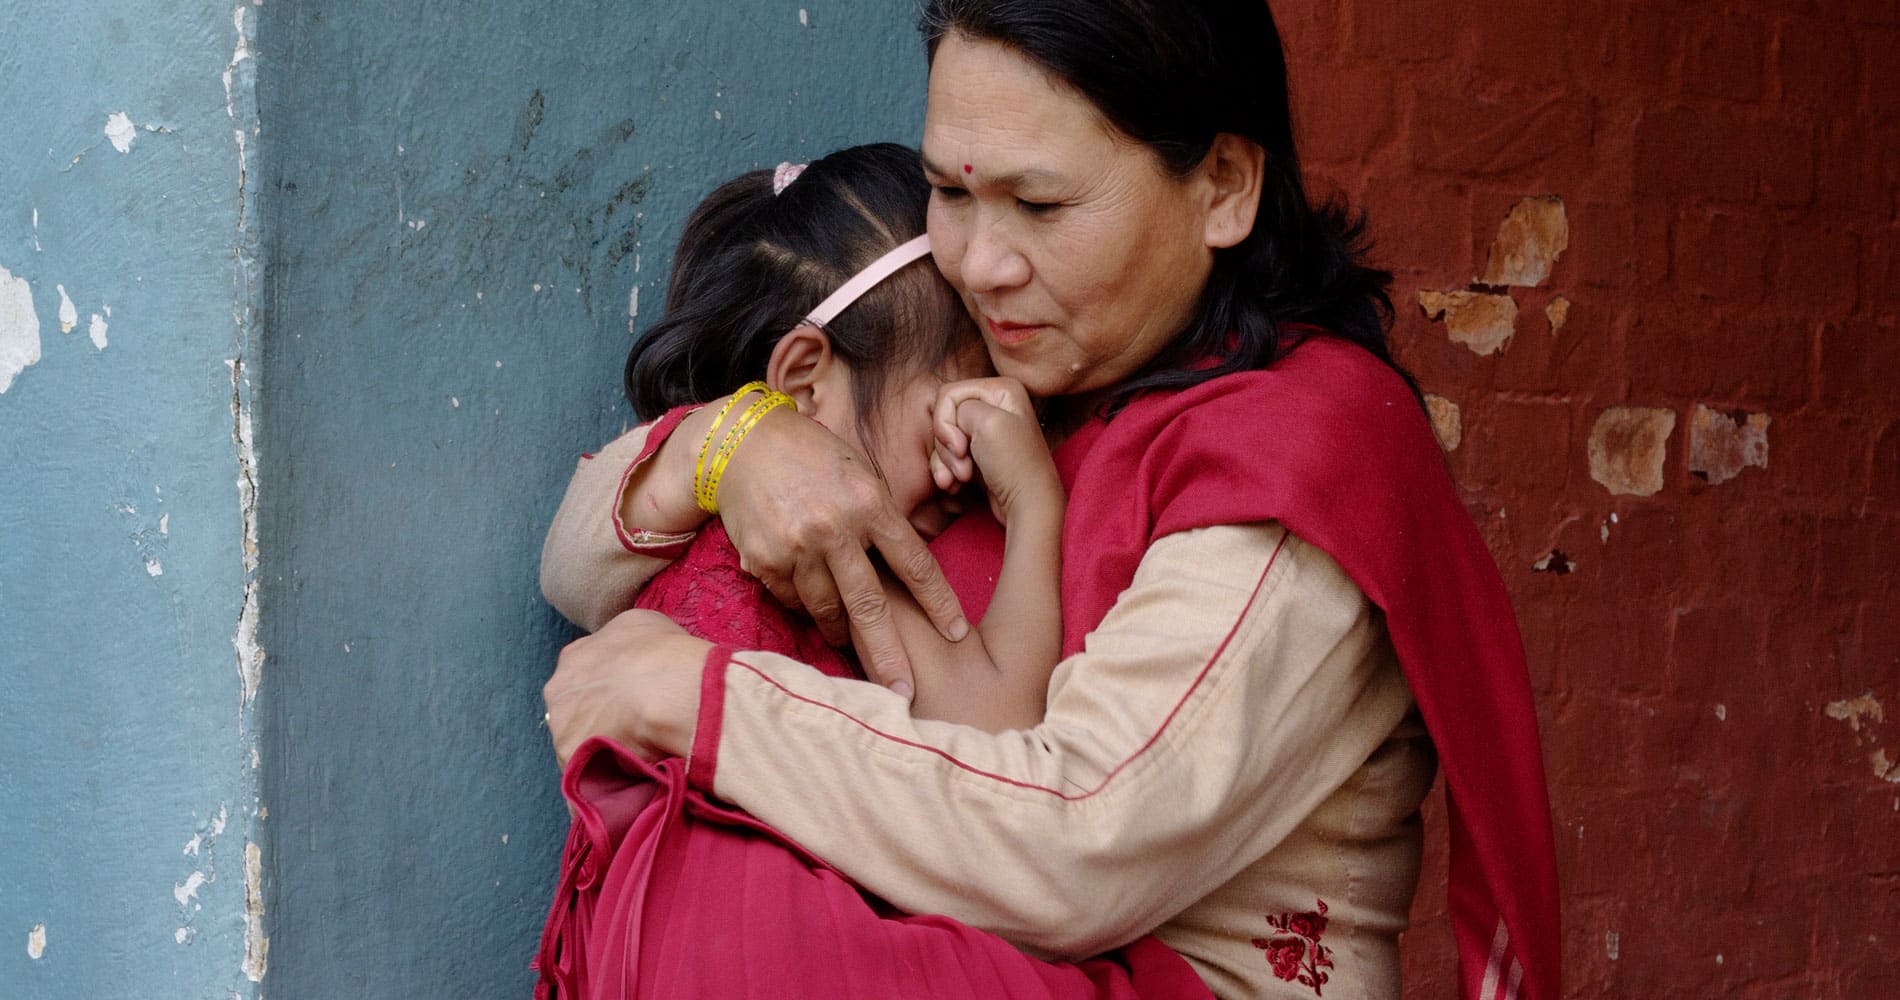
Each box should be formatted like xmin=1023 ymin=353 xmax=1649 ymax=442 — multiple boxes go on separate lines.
xmin=1051 ymin=336 xmax=1560 ymax=1000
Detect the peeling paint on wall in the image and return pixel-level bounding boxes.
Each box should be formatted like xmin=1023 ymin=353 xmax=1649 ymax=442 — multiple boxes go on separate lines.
xmin=56 ymin=283 xmax=78 ymax=333
xmin=243 ymin=840 xmax=267 ymax=982
xmin=1688 ymin=405 xmax=1769 ymax=485
xmin=1479 ymin=196 xmax=1569 ymax=287
xmin=1824 ymin=693 xmax=1883 ymax=732
xmin=1418 ymin=288 xmax=1518 ymax=355
xmin=0 ymin=264 xmax=42 ymax=392
xmin=1824 ymin=694 xmax=1898 ymax=784
xmin=27 ymin=923 xmax=46 ymax=960
xmin=106 ymin=111 xmax=138 ymax=153
xmin=1588 ymin=407 xmax=1675 ymax=497
xmin=173 ymin=870 xmax=208 ymax=907
xmin=1546 ymin=297 xmax=1570 ymax=334
xmin=1424 ymin=393 xmax=1463 ymax=451
xmin=89 ymin=311 xmax=109 ymax=350
xmin=229 ymin=358 xmax=264 ymax=709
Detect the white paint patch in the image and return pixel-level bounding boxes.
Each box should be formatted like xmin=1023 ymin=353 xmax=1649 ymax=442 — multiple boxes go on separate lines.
xmin=106 ymin=112 xmax=138 ymax=153
xmin=0 ymin=265 xmax=43 ymax=392
xmin=243 ymin=841 xmax=268 ymax=982
xmin=450 ymin=396 xmax=459 ymax=409
xmin=629 ymin=285 xmax=639 ymax=320
xmin=714 ymin=109 xmax=722 ymax=120
xmin=532 ymin=283 xmax=543 ymax=293
xmin=223 ymin=4 xmax=254 ymax=122
xmin=174 ymin=870 xmax=208 ymax=906
xmin=56 ymin=284 xmax=77 ymax=333
xmin=174 ymin=927 xmax=194 ymax=945
xmin=799 ymin=8 xmax=808 ymax=26
xmin=1874 ymin=748 xmax=1900 ymax=784
xmin=27 ymin=923 xmax=46 ymax=959
xmin=160 ymin=514 xmax=170 ymax=536
xmin=1605 ymin=930 xmax=1620 ymax=961
xmin=1714 ymin=704 xmax=1726 ymax=721
xmin=184 ymin=833 xmax=203 ymax=856
xmin=501 ymin=834 xmax=509 ymax=844
xmin=89 ymin=313 xmax=108 ymax=350
xmin=146 ymin=559 xmax=164 ymax=577
xmin=1825 ymin=693 xmax=1885 ymax=732
xmin=32 ymin=208 xmax=41 ymax=252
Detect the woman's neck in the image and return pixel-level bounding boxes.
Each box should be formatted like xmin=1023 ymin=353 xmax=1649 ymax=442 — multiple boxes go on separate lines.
xmin=1038 ymin=391 xmax=1107 ymax=447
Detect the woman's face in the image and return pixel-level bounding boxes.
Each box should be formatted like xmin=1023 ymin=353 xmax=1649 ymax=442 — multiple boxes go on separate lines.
xmin=922 ymin=34 xmax=1220 ymax=401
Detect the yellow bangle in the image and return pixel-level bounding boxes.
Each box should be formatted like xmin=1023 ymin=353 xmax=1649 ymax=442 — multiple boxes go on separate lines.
xmin=699 ymin=389 xmax=796 ymax=514
xmin=694 ymin=381 xmax=770 ymax=512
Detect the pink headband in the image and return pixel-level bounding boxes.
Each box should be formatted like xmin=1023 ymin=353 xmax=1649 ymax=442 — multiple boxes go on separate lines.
xmin=801 ymin=234 xmax=933 ymax=328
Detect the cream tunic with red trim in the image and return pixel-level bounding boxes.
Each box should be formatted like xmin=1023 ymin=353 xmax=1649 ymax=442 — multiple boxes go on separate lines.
xmin=541 ymin=426 xmax=1435 ymax=1000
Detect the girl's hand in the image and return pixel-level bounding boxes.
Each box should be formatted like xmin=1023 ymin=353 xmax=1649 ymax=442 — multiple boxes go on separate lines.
xmin=931 ymin=378 xmax=1063 ymax=527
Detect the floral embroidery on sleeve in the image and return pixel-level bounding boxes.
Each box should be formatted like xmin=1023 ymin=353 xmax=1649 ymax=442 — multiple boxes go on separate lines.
xmin=1251 ymin=899 xmax=1333 ymax=996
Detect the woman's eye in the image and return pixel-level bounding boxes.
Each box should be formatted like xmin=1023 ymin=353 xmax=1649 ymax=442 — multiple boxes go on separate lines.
xmin=932 ymin=185 xmax=969 ymax=201
xmin=1016 ymin=198 xmax=1059 ymax=216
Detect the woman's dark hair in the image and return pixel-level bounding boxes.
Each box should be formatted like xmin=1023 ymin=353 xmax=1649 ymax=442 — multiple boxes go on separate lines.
xmin=919 ymin=0 xmax=1411 ymax=408
xmin=626 ymin=143 xmax=974 ymax=440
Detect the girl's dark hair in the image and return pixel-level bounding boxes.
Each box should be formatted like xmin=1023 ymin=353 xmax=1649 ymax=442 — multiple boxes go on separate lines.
xmin=626 ymin=143 xmax=974 ymax=438
xmin=919 ymin=0 xmax=1411 ymax=408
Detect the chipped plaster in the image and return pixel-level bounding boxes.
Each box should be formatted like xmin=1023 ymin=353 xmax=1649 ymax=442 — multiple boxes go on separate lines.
xmin=0 ymin=265 xmax=41 ymax=392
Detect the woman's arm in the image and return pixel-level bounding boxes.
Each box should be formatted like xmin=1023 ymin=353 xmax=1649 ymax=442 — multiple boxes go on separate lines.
xmin=540 ymin=396 xmax=968 ymax=689
xmin=539 ymin=418 xmax=700 ymax=632
xmin=548 ymin=523 xmax=1411 ymax=957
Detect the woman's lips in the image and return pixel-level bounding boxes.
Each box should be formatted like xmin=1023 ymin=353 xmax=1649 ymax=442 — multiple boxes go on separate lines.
xmin=985 ymin=318 xmax=1044 ymax=347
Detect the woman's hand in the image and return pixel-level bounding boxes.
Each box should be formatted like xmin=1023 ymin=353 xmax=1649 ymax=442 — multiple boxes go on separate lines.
xmin=715 ymin=406 xmax=969 ymax=697
xmin=543 ymin=609 xmax=708 ymax=770
xmin=931 ymin=378 xmax=1062 ymax=527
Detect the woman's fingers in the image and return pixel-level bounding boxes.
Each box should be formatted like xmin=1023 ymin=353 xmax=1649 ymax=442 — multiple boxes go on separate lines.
xmin=865 ymin=509 xmax=968 ymax=646
xmin=824 ymin=544 xmax=915 ymax=699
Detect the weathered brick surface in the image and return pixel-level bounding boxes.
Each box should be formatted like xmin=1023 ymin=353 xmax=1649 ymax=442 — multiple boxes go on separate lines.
xmin=1285 ymin=2 xmax=1899 ymax=994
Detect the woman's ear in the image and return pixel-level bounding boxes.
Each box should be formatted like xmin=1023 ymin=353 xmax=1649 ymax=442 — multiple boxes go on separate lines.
xmin=766 ymin=322 xmax=847 ymax=418
xmin=1198 ymin=133 xmax=1266 ymax=250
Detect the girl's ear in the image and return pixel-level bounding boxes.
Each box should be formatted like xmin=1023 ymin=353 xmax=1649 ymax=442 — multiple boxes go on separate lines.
xmin=766 ymin=322 xmax=847 ymax=417
xmin=1198 ymin=132 xmax=1266 ymax=250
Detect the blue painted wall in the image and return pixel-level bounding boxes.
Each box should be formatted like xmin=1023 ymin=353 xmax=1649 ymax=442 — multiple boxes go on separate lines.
xmin=1 ymin=2 xmax=267 ymax=997
xmin=252 ymin=2 xmax=925 ymax=996
xmin=5 ymin=1 xmax=924 ymax=996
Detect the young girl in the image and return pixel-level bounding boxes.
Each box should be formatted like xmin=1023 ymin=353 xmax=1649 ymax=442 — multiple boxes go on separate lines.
xmin=535 ymin=144 xmax=1168 ymax=1000
xmin=608 ymin=141 xmax=1066 ymax=732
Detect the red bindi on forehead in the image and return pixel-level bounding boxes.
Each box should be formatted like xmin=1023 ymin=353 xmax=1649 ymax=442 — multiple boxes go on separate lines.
xmin=964 ymin=164 xmax=973 ymax=174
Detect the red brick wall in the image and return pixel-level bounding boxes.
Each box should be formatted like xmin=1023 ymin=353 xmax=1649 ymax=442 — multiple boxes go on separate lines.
xmin=1281 ymin=3 xmax=1898 ymax=996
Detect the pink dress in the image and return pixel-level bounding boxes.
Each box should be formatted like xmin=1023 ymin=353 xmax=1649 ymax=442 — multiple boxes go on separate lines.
xmin=533 ymin=516 xmax=1212 ymax=999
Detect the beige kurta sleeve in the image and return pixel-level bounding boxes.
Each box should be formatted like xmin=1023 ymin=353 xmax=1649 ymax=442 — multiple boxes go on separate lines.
xmin=698 ymin=522 xmax=1406 ymax=959
xmin=540 ymin=421 xmax=698 ymax=632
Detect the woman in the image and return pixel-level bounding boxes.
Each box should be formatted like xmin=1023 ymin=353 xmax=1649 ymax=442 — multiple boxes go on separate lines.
xmin=541 ymin=2 xmax=1559 ymax=998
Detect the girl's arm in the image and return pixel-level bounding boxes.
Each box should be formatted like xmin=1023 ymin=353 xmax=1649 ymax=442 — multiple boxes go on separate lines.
xmin=897 ymin=378 xmax=1064 ymax=731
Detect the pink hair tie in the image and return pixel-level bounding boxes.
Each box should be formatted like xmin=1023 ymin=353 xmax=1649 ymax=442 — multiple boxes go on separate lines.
xmin=772 ymin=162 xmax=807 ymax=195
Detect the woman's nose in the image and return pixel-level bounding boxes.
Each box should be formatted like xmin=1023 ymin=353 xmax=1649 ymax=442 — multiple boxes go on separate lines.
xmin=958 ymin=215 xmax=1031 ymax=294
